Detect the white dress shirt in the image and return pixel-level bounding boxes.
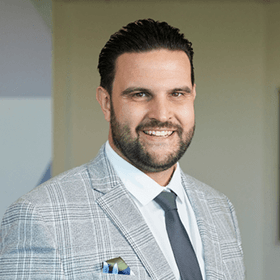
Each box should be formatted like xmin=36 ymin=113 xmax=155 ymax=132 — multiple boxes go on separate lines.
xmin=105 ymin=141 xmax=205 ymax=280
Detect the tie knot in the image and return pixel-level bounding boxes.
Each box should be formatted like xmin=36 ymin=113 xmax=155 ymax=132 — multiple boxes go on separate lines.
xmin=154 ymin=191 xmax=177 ymax=212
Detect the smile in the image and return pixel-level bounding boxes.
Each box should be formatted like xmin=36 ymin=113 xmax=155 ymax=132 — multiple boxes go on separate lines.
xmin=143 ymin=130 xmax=174 ymax=137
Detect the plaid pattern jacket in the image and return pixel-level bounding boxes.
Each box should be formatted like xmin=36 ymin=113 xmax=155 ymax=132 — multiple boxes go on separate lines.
xmin=0 ymin=145 xmax=245 ymax=279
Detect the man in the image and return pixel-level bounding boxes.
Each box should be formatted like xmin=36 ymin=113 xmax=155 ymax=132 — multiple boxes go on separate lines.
xmin=0 ymin=19 xmax=245 ymax=279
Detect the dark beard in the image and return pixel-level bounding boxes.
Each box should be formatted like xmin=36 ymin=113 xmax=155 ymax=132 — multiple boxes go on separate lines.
xmin=110 ymin=102 xmax=195 ymax=173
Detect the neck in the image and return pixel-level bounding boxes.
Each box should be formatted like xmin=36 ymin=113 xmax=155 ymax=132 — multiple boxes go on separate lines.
xmin=144 ymin=165 xmax=176 ymax=187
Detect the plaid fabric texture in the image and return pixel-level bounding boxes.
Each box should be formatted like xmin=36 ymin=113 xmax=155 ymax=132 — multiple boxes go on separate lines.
xmin=0 ymin=145 xmax=245 ymax=279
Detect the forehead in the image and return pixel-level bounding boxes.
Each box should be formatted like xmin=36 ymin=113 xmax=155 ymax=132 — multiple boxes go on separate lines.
xmin=113 ymin=49 xmax=192 ymax=91
xmin=115 ymin=49 xmax=190 ymax=72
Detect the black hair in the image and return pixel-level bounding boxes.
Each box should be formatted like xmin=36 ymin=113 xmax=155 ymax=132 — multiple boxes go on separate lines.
xmin=98 ymin=19 xmax=194 ymax=95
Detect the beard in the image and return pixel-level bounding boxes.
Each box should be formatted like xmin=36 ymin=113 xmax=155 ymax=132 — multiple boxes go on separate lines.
xmin=110 ymin=102 xmax=195 ymax=173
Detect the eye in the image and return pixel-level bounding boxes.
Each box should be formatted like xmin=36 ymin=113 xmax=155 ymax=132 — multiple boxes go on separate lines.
xmin=133 ymin=92 xmax=148 ymax=98
xmin=172 ymin=92 xmax=183 ymax=97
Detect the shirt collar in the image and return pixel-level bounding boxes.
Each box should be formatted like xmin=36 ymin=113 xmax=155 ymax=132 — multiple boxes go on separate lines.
xmin=105 ymin=141 xmax=185 ymax=206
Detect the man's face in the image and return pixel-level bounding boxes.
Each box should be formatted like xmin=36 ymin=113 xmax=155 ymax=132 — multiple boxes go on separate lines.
xmin=107 ymin=49 xmax=196 ymax=173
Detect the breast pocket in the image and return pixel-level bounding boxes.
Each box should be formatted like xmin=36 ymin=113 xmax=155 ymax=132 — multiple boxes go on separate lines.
xmin=90 ymin=272 xmax=137 ymax=279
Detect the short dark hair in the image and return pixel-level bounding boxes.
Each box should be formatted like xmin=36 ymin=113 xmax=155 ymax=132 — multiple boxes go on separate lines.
xmin=98 ymin=19 xmax=195 ymax=95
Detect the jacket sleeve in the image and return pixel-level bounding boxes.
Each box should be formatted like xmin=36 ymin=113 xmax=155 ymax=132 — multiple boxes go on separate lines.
xmin=0 ymin=199 xmax=66 ymax=279
xmin=226 ymin=197 xmax=246 ymax=279
xmin=227 ymin=198 xmax=244 ymax=258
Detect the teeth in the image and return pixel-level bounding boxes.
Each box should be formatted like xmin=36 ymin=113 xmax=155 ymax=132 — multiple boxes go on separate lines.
xmin=144 ymin=131 xmax=173 ymax=137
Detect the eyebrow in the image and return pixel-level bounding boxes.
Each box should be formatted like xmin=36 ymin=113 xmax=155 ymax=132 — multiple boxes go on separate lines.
xmin=121 ymin=87 xmax=151 ymax=96
xmin=172 ymin=87 xmax=192 ymax=93
xmin=121 ymin=86 xmax=192 ymax=96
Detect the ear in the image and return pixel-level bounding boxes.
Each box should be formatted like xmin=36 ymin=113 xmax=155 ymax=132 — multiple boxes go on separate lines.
xmin=192 ymin=84 xmax=197 ymax=100
xmin=96 ymin=86 xmax=111 ymax=122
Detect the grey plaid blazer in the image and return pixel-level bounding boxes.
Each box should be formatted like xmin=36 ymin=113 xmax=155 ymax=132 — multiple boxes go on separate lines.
xmin=0 ymin=145 xmax=245 ymax=279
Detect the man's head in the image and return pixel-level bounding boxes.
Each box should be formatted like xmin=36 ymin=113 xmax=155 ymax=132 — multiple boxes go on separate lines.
xmin=98 ymin=19 xmax=194 ymax=95
xmin=96 ymin=19 xmax=196 ymax=175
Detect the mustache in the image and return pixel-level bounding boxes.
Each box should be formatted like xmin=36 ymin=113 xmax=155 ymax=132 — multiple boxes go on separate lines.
xmin=136 ymin=120 xmax=182 ymax=132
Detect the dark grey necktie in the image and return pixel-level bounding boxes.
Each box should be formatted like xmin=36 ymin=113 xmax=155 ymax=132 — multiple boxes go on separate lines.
xmin=154 ymin=191 xmax=203 ymax=280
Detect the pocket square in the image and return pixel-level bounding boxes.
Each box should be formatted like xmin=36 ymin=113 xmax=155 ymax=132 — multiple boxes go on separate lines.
xmin=102 ymin=257 xmax=135 ymax=275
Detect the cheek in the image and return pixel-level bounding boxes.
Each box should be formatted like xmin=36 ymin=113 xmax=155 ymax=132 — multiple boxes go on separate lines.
xmin=119 ymin=105 xmax=145 ymax=124
xmin=180 ymin=105 xmax=195 ymax=120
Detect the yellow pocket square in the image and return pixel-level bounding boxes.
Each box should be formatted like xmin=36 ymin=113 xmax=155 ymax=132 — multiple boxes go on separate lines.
xmin=102 ymin=257 xmax=135 ymax=275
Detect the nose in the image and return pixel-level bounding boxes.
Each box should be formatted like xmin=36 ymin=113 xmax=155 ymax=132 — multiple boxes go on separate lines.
xmin=147 ymin=96 xmax=172 ymax=122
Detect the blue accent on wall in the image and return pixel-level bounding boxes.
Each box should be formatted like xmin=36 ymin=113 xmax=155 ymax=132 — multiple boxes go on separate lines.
xmin=37 ymin=161 xmax=52 ymax=186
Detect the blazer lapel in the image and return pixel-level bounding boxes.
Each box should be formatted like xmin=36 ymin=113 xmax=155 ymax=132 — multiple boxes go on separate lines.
xmin=87 ymin=145 xmax=175 ymax=280
xmin=181 ymin=172 xmax=223 ymax=280
xmin=96 ymin=184 xmax=175 ymax=280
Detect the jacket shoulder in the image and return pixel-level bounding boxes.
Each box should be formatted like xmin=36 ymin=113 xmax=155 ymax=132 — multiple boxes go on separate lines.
xmin=17 ymin=163 xmax=89 ymax=205
xmin=181 ymin=171 xmax=227 ymax=199
xmin=14 ymin=145 xmax=109 ymax=206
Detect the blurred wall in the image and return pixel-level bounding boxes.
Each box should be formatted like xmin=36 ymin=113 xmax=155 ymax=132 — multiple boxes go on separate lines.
xmin=0 ymin=0 xmax=52 ymax=218
xmin=56 ymin=0 xmax=279 ymax=279
xmin=263 ymin=2 xmax=280 ymax=277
